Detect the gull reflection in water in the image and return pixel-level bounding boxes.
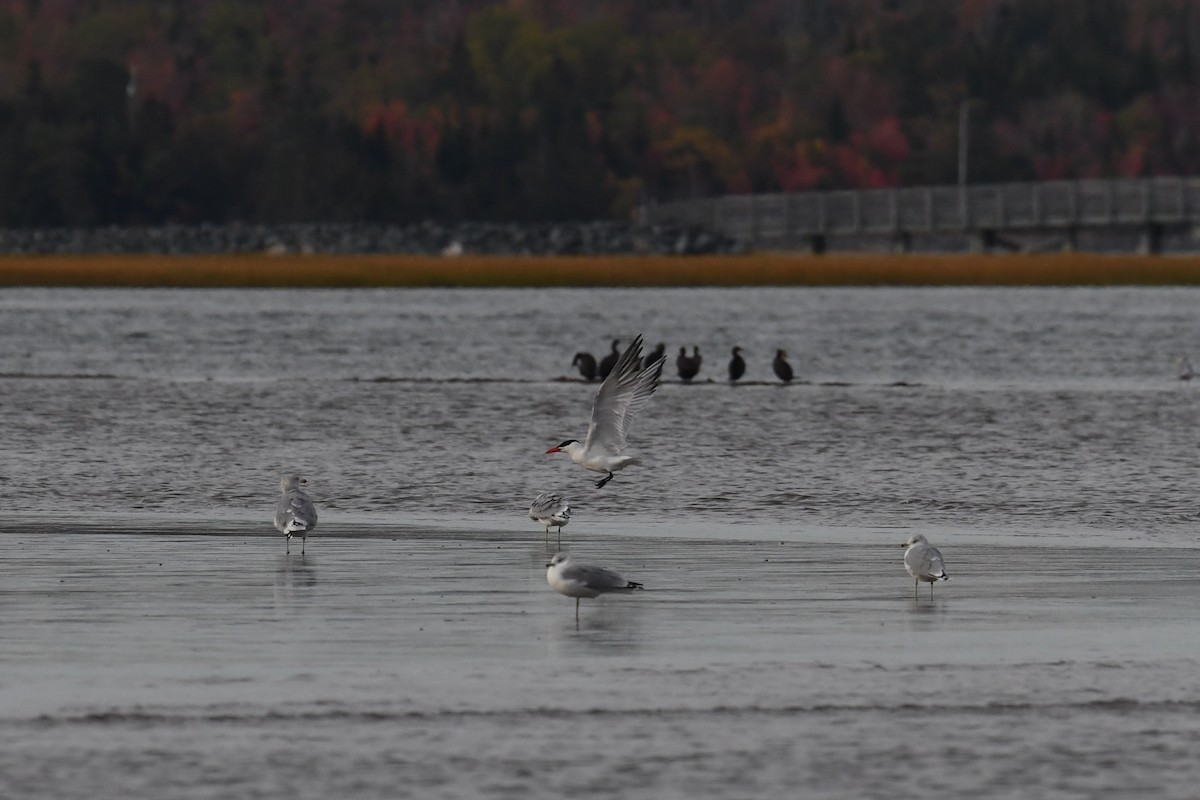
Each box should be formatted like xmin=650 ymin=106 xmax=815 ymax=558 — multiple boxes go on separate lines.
xmin=273 ymin=554 xmax=317 ymax=611
xmin=546 ymin=597 xmax=648 ymax=654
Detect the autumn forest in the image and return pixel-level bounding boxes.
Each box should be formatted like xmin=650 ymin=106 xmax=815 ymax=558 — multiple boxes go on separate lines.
xmin=1 ymin=0 xmax=1198 ymax=227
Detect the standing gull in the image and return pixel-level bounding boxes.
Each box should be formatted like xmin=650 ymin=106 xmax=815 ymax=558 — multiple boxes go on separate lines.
xmin=529 ymin=491 xmax=571 ymax=547
xmin=275 ymin=474 xmax=318 ymax=555
xmin=901 ymin=534 xmax=949 ymax=600
xmin=545 ymin=335 xmax=665 ymax=488
xmin=546 ymin=552 xmax=643 ymax=620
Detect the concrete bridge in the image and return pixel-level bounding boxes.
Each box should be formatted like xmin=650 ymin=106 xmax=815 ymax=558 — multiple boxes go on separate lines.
xmin=646 ymin=177 xmax=1200 ymax=254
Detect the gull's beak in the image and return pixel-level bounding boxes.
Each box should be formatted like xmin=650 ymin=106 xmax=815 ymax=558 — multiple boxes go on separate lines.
xmin=545 ymin=447 xmax=561 ymax=454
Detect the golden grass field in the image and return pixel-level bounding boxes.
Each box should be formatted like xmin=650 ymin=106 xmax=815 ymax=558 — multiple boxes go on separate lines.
xmin=2 ymin=253 xmax=1200 ymax=287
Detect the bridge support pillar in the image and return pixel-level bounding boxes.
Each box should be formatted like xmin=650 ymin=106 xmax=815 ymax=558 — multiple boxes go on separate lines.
xmin=1139 ymin=224 xmax=1164 ymax=255
xmin=807 ymin=234 xmax=826 ymax=255
xmin=970 ymin=229 xmax=997 ymax=253
xmin=891 ymin=231 xmax=912 ymax=253
xmin=1062 ymin=228 xmax=1078 ymax=252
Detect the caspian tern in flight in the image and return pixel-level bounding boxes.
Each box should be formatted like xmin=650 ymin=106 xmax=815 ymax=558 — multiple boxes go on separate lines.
xmin=545 ymin=334 xmax=665 ymax=488
xmin=546 ymin=552 xmax=643 ymax=620
xmin=275 ymin=474 xmax=318 ymax=555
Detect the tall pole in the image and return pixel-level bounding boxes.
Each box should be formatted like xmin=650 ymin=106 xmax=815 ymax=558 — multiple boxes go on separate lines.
xmin=958 ymin=99 xmax=970 ymax=233
xmin=958 ymin=99 xmax=970 ymax=189
xmin=126 ymin=63 xmax=138 ymax=128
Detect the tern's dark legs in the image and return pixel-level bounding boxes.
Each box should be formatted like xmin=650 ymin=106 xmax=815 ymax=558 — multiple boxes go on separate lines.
xmin=596 ymin=471 xmax=614 ymax=488
xmin=286 ymin=535 xmax=291 ymax=555
xmin=575 ymin=597 xmax=580 ymax=621
xmin=913 ymin=578 xmax=918 ymax=601
xmin=301 ymin=535 xmax=306 ymax=556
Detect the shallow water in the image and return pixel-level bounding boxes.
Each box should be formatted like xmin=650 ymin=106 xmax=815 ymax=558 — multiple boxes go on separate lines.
xmin=3 ymin=286 xmax=1200 ymax=798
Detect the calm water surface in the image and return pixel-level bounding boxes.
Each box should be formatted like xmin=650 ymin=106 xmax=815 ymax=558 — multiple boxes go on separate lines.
xmin=2 ymin=286 xmax=1200 ymax=798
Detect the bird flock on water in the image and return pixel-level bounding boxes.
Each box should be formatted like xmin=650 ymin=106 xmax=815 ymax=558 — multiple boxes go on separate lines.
xmin=573 ymin=340 xmax=795 ymax=383
xmin=276 ymin=334 xmax=950 ymax=619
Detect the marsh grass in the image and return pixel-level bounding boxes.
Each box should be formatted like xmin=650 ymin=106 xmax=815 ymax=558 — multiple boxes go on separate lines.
xmin=2 ymin=253 xmax=1200 ymax=287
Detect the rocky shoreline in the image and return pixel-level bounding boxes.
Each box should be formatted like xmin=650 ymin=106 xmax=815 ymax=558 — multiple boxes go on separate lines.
xmin=0 ymin=221 xmax=742 ymax=256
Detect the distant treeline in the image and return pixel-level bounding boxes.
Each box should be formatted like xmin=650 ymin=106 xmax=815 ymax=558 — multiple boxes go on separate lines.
xmin=1 ymin=0 xmax=1198 ymax=226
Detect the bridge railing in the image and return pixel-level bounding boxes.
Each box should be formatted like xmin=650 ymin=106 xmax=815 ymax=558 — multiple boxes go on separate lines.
xmin=648 ymin=177 xmax=1200 ymax=250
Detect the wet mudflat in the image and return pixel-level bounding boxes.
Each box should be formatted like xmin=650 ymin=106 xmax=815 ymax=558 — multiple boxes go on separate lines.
xmin=3 ymin=521 xmax=1200 ymax=799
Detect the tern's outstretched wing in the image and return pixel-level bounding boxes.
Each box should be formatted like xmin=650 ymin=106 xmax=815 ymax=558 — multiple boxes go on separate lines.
xmin=583 ymin=335 xmax=664 ymax=456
